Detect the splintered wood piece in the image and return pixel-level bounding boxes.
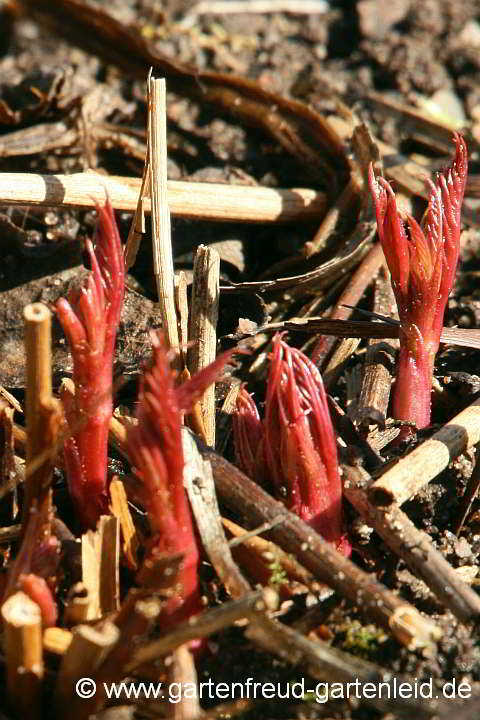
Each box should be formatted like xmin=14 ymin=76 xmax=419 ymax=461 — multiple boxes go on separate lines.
xmin=182 ymin=428 xmax=250 ymax=599
xmin=187 ymin=245 xmax=220 ymax=445
xmin=356 ymin=264 xmax=397 ymax=427
xmin=69 ymin=598 xmax=161 ymax=720
xmin=148 ymin=75 xmax=179 ymax=354
xmin=109 ymin=477 xmax=139 ymax=570
xmin=81 ymin=515 xmax=120 ymax=619
xmin=368 ymin=396 xmax=480 ymax=507
xmin=2 ymin=591 xmax=43 ymax=720
xmin=344 ymin=465 xmax=480 ymax=625
xmin=174 ymin=271 xmax=189 ymax=369
xmin=43 ymin=627 xmax=73 ymax=656
xmin=54 ymin=622 xmax=120 ymax=713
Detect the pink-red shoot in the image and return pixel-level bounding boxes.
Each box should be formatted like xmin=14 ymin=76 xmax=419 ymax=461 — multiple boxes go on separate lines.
xmin=369 ymin=134 xmax=467 ymax=430
xmin=127 ymin=332 xmax=235 ymax=626
xmin=234 ymin=335 xmax=350 ymax=556
xmin=56 ymin=201 xmax=125 ymax=528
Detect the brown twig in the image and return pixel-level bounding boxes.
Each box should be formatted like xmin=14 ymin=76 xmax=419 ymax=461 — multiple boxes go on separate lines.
xmin=343 ymin=465 xmax=480 ymax=625
xmin=196 ymin=435 xmax=441 ymax=650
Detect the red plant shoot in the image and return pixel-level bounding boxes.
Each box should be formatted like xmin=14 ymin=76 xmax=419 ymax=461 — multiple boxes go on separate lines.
xmin=232 ymin=386 xmax=264 ymax=484
xmin=369 ymin=134 xmax=467 ymax=430
xmin=56 ymin=200 xmax=125 ymax=528
xmin=127 ymin=332 xmax=236 ymax=626
xmin=234 ymin=335 xmax=350 ymax=556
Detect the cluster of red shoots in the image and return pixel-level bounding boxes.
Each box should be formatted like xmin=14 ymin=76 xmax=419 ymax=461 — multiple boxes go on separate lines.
xmin=17 ymin=133 xmax=466 ymax=626
xmin=234 ymin=335 xmax=351 ymax=556
xmin=369 ymin=133 xmax=468 ymax=431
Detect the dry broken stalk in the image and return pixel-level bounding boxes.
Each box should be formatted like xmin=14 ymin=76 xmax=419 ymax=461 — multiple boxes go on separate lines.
xmin=369 ymin=133 xmax=468 ymax=431
xmin=367 ymin=393 xmax=480 ymax=507
xmin=81 ymin=515 xmax=120 ymax=620
xmin=3 ymin=304 xmax=61 ymax=628
xmin=56 ymin=200 xmax=125 ymax=528
xmin=148 ymin=74 xmax=179 ymax=354
xmin=182 ymin=427 xmax=251 ymax=601
xmin=23 ymin=303 xmax=59 ymax=528
xmin=126 ymin=332 xmax=236 ymax=626
xmin=54 ymin=621 xmax=119 ymax=714
xmin=356 ymin=263 xmax=398 ymax=427
xmin=188 ymin=244 xmax=220 ymax=446
xmin=0 ymin=171 xmax=327 ymax=225
xmin=2 ymin=591 xmax=43 ymax=720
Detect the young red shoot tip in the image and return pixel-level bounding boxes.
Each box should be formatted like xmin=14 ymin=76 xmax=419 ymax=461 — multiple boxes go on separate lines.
xmin=127 ymin=332 xmax=237 ymax=626
xmin=234 ymin=335 xmax=350 ymax=556
xmin=369 ymin=133 xmax=467 ymax=431
xmin=56 ymin=200 xmax=125 ymax=528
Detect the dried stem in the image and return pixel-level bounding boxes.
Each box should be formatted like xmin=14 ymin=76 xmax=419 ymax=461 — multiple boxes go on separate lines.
xmin=69 ymin=598 xmax=161 ymax=720
xmin=344 ymin=465 xmax=480 ymax=624
xmin=81 ymin=515 xmax=120 ymax=620
xmin=148 ymin=75 xmax=179 ymax=353
xmin=23 ymin=303 xmax=58 ymax=531
xmin=368 ymin=395 xmax=480 ymax=507
xmin=188 ymin=245 xmax=220 ymax=446
xmin=356 ymin=264 xmax=398 ymax=427
xmin=182 ymin=428 xmax=250 ymax=599
xmin=2 ymin=591 xmax=43 ymax=720
xmin=0 ymin=172 xmax=327 ymax=224
xmin=54 ymin=622 xmax=120 ymax=713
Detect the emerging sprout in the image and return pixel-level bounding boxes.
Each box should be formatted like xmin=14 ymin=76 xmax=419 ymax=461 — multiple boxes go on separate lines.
xmin=369 ymin=134 xmax=467 ymax=431
xmin=56 ymin=200 xmax=125 ymax=528
xmin=234 ymin=335 xmax=350 ymax=556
